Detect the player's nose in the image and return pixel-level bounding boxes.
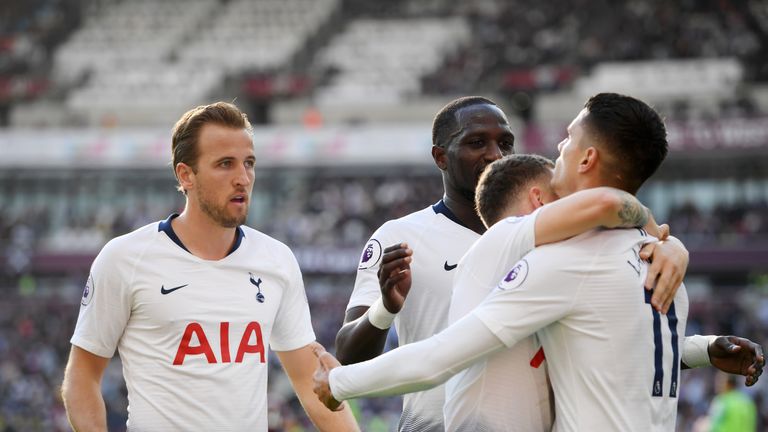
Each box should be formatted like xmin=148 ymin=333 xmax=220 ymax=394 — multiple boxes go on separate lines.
xmin=485 ymin=142 xmax=504 ymax=161
xmin=233 ymin=163 xmax=253 ymax=187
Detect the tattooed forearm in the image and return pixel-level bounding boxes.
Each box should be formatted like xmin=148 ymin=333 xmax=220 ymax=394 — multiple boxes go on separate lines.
xmin=616 ymin=191 xmax=649 ymax=227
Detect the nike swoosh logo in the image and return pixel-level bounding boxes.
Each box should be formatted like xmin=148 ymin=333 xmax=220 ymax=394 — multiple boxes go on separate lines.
xmin=444 ymin=261 xmax=458 ymax=271
xmin=161 ymin=284 xmax=188 ymax=295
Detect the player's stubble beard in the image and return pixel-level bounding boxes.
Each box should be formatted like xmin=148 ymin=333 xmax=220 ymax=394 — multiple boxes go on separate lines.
xmin=195 ymin=186 xmax=248 ymax=228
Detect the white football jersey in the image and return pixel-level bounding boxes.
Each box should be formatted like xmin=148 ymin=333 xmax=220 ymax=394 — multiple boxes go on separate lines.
xmin=473 ymin=228 xmax=688 ymax=432
xmin=71 ymin=215 xmax=315 ymax=432
xmin=445 ymin=208 xmax=553 ymax=432
xmin=348 ymin=201 xmax=480 ymax=432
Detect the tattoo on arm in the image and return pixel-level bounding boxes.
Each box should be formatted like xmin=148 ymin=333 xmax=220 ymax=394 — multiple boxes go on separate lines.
xmin=617 ymin=192 xmax=649 ymax=227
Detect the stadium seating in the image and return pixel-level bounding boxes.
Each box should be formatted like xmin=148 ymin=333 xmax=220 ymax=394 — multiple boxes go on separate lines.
xmin=314 ymin=17 xmax=470 ymax=106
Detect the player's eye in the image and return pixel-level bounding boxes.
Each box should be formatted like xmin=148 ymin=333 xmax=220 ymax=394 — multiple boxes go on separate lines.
xmin=244 ymin=160 xmax=255 ymax=168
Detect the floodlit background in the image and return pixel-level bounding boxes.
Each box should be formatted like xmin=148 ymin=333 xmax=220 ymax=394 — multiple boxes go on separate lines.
xmin=1 ymin=0 xmax=767 ymax=430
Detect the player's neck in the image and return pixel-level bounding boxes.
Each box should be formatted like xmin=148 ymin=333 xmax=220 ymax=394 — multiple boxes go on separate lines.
xmin=172 ymin=209 xmax=238 ymax=260
xmin=442 ymin=193 xmax=486 ymax=234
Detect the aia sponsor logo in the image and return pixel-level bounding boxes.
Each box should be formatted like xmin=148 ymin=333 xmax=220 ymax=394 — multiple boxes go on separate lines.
xmin=173 ymin=321 xmax=266 ymax=366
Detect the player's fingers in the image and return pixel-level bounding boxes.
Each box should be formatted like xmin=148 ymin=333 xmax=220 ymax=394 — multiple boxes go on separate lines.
xmin=379 ymin=257 xmax=412 ymax=284
xmin=654 ymin=266 xmax=682 ymax=313
xmin=644 ymin=260 xmax=661 ymax=291
xmin=318 ymin=352 xmax=341 ymax=370
xmin=311 ymin=342 xmax=326 ymax=359
xmin=383 ymin=242 xmax=409 ymax=253
xmin=754 ymin=343 xmax=765 ymax=366
xmin=658 ymin=224 xmax=670 ymax=240
xmin=383 ymin=270 xmax=411 ymax=293
xmin=639 ymin=242 xmax=656 ymax=260
xmin=381 ymin=245 xmax=412 ymax=263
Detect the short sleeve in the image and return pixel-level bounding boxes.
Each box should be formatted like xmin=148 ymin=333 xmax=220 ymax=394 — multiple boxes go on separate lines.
xmin=269 ymin=248 xmax=316 ymax=352
xmin=472 ymin=248 xmax=578 ymax=348
xmin=449 ymin=209 xmax=540 ymax=323
xmin=345 ymin=221 xmax=400 ymax=311
xmin=70 ymin=241 xmax=133 ymax=358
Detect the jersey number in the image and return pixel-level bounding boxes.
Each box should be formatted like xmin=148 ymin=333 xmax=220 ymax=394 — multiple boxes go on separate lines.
xmin=645 ymin=290 xmax=679 ymax=397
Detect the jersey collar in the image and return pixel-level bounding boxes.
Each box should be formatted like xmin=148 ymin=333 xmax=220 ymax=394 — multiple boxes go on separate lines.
xmin=158 ymin=214 xmax=245 ymax=256
xmin=431 ymin=199 xmax=469 ymax=229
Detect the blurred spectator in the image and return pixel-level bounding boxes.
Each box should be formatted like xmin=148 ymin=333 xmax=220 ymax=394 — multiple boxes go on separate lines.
xmin=705 ymin=372 xmax=757 ymax=431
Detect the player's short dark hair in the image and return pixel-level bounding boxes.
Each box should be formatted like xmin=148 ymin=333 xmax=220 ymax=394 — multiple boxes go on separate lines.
xmin=582 ymin=93 xmax=668 ymax=194
xmin=171 ymin=102 xmax=252 ymax=193
xmin=475 ymin=154 xmax=554 ymax=227
xmin=432 ymin=96 xmax=498 ymax=148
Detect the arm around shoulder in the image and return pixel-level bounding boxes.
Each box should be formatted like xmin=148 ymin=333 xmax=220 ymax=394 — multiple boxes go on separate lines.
xmin=278 ymin=343 xmax=360 ymax=431
xmin=534 ymin=187 xmax=651 ymax=246
xmin=61 ymin=345 xmax=111 ymax=432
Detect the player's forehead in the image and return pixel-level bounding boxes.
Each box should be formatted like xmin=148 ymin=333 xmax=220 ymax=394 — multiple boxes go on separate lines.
xmin=567 ymin=108 xmax=590 ymax=135
xmin=454 ymin=104 xmax=510 ymax=132
xmin=197 ymin=123 xmax=254 ymax=159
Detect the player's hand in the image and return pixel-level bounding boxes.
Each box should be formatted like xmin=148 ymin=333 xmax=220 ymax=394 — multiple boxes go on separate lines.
xmin=377 ymin=243 xmax=413 ymax=314
xmin=709 ymin=336 xmax=765 ymax=387
xmin=639 ymin=235 xmax=688 ymax=314
xmin=641 ymin=210 xmax=669 ymax=241
xmin=312 ymin=344 xmax=344 ymax=411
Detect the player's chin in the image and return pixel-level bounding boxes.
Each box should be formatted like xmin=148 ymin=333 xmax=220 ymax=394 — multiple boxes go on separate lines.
xmin=222 ymin=209 xmax=248 ymax=228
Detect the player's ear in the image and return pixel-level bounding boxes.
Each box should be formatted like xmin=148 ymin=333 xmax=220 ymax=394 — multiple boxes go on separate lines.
xmin=176 ymin=163 xmax=195 ymax=191
xmin=432 ymin=145 xmax=448 ymax=171
xmin=578 ymin=146 xmax=599 ymax=174
xmin=528 ymin=186 xmax=546 ymax=209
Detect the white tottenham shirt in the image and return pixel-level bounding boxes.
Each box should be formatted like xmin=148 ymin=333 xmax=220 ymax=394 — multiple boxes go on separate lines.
xmin=331 ymin=228 xmax=688 ymax=432
xmin=445 ymin=208 xmax=553 ymax=432
xmin=71 ymin=215 xmax=315 ymax=432
xmin=347 ymin=201 xmax=480 ymax=432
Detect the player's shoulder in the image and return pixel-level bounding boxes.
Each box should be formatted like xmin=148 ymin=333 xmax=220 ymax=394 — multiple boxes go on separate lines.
xmin=377 ymin=205 xmax=454 ymax=234
xmin=239 ymin=225 xmax=296 ymax=257
xmin=93 ymin=221 xmax=160 ymax=268
xmin=486 ymin=212 xmax=536 ymax=236
xmin=101 ymin=221 xmax=159 ymax=255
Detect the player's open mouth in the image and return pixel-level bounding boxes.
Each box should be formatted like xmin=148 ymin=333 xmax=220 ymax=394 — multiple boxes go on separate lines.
xmin=231 ymin=195 xmax=247 ymax=204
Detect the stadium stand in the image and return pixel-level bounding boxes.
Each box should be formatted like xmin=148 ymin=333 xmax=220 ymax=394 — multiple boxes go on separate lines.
xmin=1 ymin=0 xmax=768 ymax=430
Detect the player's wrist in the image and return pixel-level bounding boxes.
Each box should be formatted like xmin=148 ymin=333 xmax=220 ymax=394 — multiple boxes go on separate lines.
xmin=682 ymin=335 xmax=718 ymax=368
xmin=366 ymin=297 xmax=396 ymax=330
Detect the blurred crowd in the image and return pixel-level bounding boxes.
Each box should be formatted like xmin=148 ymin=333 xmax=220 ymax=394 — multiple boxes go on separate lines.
xmin=668 ymin=200 xmax=768 ymax=248
xmin=420 ymin=0 xmax=768 ymax=94
xmin=2 ymin=173 xmax=766 ymax=263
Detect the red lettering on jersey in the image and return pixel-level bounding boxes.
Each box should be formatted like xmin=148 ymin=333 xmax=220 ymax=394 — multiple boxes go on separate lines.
xmin=220 ymin=322 xmax=231 ymax=363
xmin=235 ymin=321 xmax=266 ymax=363
xmin=173 ymin=322 xmax=217 ymax=365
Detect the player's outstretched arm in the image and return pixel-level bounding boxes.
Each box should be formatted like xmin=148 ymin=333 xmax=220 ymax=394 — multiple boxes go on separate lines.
xmin=320 ymin=314 xmax=505 ymax=406
xmin=61 ymin=345 xmax=110 ymax=432
xmin=639 ymin=235 xmax=689 ymax=313
xmin=534 ymin=187 xmax=664 ymax=246
xmin=278 ymin=343 xmax=360 ymax=431
xmin=682 ymin=335 xmax=765 ymax=386
xmin=335 ymin=243 xmax=412 ymax=365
